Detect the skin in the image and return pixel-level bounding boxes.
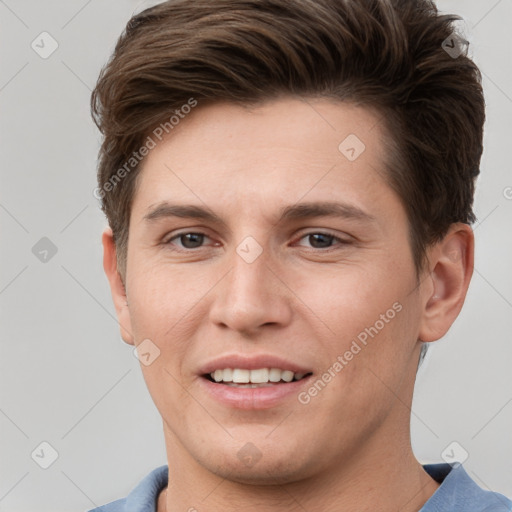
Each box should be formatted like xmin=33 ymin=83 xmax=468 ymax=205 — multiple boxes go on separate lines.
xmin=103 ymin=97 xmax=474 ymax=512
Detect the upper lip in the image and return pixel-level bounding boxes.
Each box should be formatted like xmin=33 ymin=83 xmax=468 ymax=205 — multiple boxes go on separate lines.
xmin=198 ymin=354 xmax=313 ymax=376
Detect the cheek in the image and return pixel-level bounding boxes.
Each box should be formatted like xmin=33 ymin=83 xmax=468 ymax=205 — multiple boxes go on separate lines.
xmin=126 ymin=259 xmax=199 ymax=335
xmin=127 ymin=266 xmax=198 ymax=414
xmin=299 ymin=299 xmax=419 ymax=435
xmin=295 ymin=261 xmax=411 ymax=337
xmin=125 ymin=271 xmax=194 ymax=413
xmin=297 ymin=258 xmax=419 ymax=402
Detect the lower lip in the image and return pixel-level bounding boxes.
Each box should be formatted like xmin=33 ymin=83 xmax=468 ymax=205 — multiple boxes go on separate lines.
xmin=198 ymin=375 xmax=313 ymax=410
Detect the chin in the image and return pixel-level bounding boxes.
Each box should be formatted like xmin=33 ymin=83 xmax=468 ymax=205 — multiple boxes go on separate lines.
xmin=200 ymin=446 xmax=315 ymax=485
xmin=213 ymin=461 xmax=308 ymax=486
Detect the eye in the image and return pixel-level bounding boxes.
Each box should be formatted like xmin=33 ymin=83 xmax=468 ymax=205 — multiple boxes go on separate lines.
xmin=295 ymin=232 xmax=349 ymax=250
xmin=164 ymin=231 xmax=350 ymax=252
xmin=165 ymin=232 xmax=214 ymax=250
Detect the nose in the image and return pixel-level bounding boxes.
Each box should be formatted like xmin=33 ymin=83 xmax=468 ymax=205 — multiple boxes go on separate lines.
xmin=208 ymin=245 xmax=293 ymax=336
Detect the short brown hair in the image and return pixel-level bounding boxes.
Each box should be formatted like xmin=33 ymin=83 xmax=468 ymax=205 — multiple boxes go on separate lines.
xmin=91 ymin=0 xmax=485 ymax=279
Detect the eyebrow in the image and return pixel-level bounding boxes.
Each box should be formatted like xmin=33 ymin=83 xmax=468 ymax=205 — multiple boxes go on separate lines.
xmin=143 ymin=201 xmax=376 ymax=227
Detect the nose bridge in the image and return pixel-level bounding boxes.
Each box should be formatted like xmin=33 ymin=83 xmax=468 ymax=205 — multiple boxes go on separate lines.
xmin=231 ymin=242 xmax=271 ymax=299
xmin=209 ymin=237 xmax=291 ymax=333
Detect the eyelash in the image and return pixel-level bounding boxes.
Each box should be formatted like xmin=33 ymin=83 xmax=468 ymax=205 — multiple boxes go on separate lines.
xmin=163 ymin=231 xmax=350 ymax=252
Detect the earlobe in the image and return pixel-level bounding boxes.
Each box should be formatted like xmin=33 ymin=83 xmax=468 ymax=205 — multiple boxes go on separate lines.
xmin=418 ymin=224 xmax=474 ymax=343
xmin=102 ymin=228 xmax=135 ymax=345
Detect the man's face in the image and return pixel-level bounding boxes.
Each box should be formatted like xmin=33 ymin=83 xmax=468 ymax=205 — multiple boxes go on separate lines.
xmin=121 ymin=98 xmax=427 ymax=483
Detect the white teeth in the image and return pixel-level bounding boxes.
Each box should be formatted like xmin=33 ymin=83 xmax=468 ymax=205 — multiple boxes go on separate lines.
xmin=232 ymin=369 xmax=250 ymax=383
xmin=250 ymin=368 xmax=269 ymax=383
xmin=269 ymin=368 xmax=282 ymax=382
xmin=281 ymin=370 xmax=294 ymax=382
xmin=208 ymin=367 xmax=308 ymax=384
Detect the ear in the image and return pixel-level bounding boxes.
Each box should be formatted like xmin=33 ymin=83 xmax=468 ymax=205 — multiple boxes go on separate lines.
xmin=102 ymin=227 xmax=134 ymax=345
xmin=418 ymin=223 xmax=474 ymax=342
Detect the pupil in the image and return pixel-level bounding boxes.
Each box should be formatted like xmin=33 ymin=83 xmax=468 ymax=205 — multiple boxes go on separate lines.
xmin=309 ymin=233 xmax=333 ymax=248
xmin=181 ymin=233 xmax=203 ymax=248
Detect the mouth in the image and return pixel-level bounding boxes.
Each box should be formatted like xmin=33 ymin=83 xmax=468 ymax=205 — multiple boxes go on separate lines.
xmin=202 ymin=368 xmax=313 ymax=388
xmin=197 ymin=355 xmax=314 ymax=409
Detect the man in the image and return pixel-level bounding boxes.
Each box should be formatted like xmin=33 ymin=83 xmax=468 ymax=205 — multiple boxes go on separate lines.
xmin=89 ymin=0 xmax=511 ymax=510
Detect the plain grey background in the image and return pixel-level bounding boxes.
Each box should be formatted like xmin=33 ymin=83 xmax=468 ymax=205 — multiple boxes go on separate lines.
xmin=0 ymin=1 xmax=511 ymax=510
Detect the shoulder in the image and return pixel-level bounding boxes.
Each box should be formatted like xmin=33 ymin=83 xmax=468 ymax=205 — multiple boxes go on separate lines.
xmin=422 ymin=463 xmax=512 ymax=512
xmin=87 ymin=465 xmax=168 ymax=512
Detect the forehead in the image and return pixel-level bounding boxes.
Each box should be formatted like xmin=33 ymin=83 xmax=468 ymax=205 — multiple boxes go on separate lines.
xmin=143 ymin=97 xmax=383 ymax=166
xmin=131 ymin=97 xmax=399 ymax=225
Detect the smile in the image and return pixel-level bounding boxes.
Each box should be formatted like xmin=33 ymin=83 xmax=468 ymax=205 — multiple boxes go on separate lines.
xmin=206 ymin=368 xmax=310 ymax=385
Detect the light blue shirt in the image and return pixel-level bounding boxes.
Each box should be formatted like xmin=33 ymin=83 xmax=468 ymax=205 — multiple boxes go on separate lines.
xmin=88 ymin=463 xmax=512 ymax=511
